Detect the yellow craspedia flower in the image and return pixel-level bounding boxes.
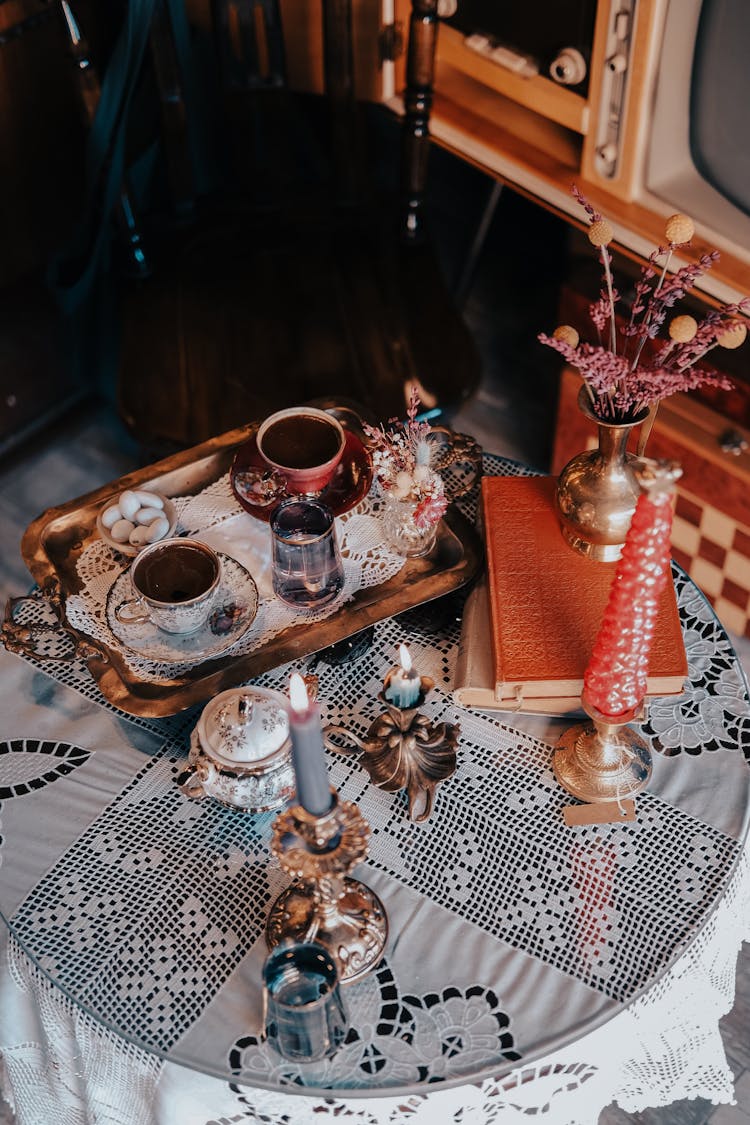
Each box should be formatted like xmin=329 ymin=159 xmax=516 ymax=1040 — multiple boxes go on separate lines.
xmin=588 ymin=219 xmax=613 ymax=247
xmin=665 ymin=213 xmax=695 ymax=245
xmin=668 ymin=315 xmax=698 ymax=342
xmin=553 ymin=325 xmax=580 ymax=347
xmin=716 ymin=320 xmax=747 ymax=349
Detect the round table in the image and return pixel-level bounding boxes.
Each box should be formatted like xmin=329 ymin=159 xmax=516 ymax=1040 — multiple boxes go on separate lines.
xmin=1 ymin=455 xmax=749 ymax=1125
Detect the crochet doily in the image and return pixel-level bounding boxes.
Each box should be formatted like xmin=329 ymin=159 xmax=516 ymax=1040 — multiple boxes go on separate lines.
xmin=65 ymin=474 xmax=404 ymax=681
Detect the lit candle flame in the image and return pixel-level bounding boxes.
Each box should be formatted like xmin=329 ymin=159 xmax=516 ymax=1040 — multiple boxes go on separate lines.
xmin=398 ymin=644 xmax=412 ymax=673
xmin=289 ymin=672 xmax=309 ymax=713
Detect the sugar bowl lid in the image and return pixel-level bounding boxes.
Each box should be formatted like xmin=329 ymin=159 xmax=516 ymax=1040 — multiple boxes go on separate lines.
xmin=197 ymin=686 xmax=290 ymax=766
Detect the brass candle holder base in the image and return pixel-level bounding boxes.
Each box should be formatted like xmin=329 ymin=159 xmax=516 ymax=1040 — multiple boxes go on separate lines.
xmin=553 ymin=700 xmax=652 ymax=805
xmin=324 ymin=675 xmax=459 ymax=823
xmin=266 ymin=790 xmax=388 ymax=983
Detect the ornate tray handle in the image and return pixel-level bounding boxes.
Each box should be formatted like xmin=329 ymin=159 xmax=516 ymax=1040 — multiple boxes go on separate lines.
xmin=3 ymin=581 xmax=108 ymax=665
xmin=429 ymin=428 xmax=483 ymax=501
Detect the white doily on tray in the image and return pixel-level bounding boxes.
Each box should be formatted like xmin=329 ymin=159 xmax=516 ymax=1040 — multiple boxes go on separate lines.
xmin=65 ymin=474 xmax=405 ymax=682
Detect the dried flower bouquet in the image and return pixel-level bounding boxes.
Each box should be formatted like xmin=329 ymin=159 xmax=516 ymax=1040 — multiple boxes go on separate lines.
xmin=539 ymin=187 xmax=749 ymax=424
xmin=362 ymin=390 xmax=448 ymax=531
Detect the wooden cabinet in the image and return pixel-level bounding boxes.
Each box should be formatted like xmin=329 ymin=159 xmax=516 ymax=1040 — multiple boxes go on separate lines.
xmin=382 ymin=1 xmax=750 ymax=305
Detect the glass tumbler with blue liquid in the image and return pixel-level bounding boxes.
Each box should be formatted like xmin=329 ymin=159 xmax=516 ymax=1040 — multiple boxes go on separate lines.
xmin=263 ymin=939 xmax=348 ymax=1061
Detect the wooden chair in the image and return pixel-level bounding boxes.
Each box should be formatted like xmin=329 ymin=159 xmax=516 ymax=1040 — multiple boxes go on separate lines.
xmin=116 ymin=0 xmax=481 ymax=452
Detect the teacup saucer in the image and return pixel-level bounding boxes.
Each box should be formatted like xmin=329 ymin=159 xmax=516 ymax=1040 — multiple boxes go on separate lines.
xmin=106 ymin=554 xmax=259 ymax=663
xmin=231 ymin=429 xmax=373 ymax=521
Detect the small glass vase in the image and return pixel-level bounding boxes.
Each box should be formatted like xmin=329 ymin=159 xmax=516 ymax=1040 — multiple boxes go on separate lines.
xmin=381 ymin=491 xmax=439 ymax=558
xmin=555 ymin=387 xmax=649 ymax=562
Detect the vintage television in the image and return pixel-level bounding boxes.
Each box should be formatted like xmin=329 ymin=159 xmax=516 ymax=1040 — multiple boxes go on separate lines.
xmin=397 ymin=0 xmax=750 ymax=305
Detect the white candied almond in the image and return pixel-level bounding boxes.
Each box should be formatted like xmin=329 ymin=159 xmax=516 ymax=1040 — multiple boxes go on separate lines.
xmin=101 ymin=503 xmax=122 ymax=529
xmin=132 ymin=490 xmax=164 ymax=509
xmin=129 ymin=524 xmax=152 ymax=546
xmin=134 ymin=506 xmax=164 ymax=525
xmin=145 ymin=516 xmax=170 ymax=542
xmin=118 ymin=490 xmax=140 ymax=520
xmin=111 ymin=519 xmax=135 ymax=542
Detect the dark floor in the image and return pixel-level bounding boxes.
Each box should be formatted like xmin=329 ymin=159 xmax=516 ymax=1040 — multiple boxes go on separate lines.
xmin=0 ymin=134 xmax=747 ymax=1125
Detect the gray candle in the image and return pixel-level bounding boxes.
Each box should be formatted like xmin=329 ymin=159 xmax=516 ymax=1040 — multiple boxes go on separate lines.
xmin=288 ymin=673 xmax=333 ymax=816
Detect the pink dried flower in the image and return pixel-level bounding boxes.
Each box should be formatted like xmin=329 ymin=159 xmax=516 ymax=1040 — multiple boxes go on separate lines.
xmin=538 ymin=188 xmax=744 ymax=421
xmin=414 ymin=491 xmax=448 ymax=530
xmin=362 ymin=387 xmax=434 ymax=476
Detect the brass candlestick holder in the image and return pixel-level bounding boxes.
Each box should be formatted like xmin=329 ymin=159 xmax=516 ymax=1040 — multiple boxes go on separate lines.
xmin=324 ymin=673 xmax=459 ymax=823
xmin=552 ymin=697 xmax=652 ymax=804
xmin=265 ymin=789 xmax=388 ymax=983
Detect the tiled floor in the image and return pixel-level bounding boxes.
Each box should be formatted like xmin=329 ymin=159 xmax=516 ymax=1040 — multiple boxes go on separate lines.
xmin=0 ymin=156 xmax=748 ymax=1125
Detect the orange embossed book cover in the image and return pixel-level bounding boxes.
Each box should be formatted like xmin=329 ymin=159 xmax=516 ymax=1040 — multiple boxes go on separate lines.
xmin=458 ymin=475 xmax=687 ymax=712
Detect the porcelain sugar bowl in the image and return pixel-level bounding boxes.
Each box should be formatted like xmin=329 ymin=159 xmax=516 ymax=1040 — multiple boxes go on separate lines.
xmin=177 ymin=686 xmax=294 ymax=812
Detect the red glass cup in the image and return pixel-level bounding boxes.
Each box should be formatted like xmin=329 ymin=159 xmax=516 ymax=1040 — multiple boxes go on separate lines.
xmin=256 ymin=408 xmax=346 ymax=496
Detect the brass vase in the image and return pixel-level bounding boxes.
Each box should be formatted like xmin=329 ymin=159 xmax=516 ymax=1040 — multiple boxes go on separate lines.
xmin=555 ymin=388 xmax=648 ymax=562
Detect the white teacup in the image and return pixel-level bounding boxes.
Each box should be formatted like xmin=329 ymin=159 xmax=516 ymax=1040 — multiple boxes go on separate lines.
xmin=115 ymin=538 xmax=221 ymax=635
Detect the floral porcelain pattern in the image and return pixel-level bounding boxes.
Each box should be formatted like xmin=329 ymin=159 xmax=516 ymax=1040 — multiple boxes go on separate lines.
xmin=106 ymin=554 xmax=259 ymax=664
xmin=200 ymin=688 xmax=290 ymax=764
xmin=181 ymin=728 xmax=295 ymax=812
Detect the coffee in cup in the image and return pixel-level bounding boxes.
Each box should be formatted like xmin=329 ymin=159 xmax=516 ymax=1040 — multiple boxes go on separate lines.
xmin=115 ymin=538 xmax=221 ymax=634
xmin=257 ymin=407 xmax=345 ymax=496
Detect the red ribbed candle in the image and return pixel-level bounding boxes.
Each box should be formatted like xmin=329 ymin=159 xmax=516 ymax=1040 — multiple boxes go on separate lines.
xmin=583 ymin=471 xmax=677 ymax=718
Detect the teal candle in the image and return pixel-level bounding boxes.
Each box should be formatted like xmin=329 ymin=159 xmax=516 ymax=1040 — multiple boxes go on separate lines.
xmin=288 ymin=673 xmax=333 ymax=816
xmin=384 ymin=644 xmax=421 ymax=709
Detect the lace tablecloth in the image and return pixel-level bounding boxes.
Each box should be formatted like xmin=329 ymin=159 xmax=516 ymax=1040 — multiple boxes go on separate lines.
xmin=1 ymin=455 xmax=749 ymax=1125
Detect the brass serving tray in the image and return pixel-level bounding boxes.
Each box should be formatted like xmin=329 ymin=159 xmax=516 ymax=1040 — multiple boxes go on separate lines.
xmin=8 ymin=422 xmax=482 ymax=717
